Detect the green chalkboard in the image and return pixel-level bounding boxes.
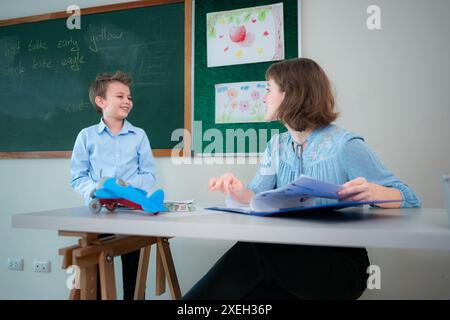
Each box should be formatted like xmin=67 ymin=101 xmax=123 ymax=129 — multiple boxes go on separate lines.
xmin=194 ymin=0 xmax=297 ymax=154
xmin=0 ymin=1 xmax=187 ymax=156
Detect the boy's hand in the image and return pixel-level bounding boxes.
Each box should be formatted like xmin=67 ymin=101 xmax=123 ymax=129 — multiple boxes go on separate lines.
xmin=116 ymin=179 xmax=129 ymax=187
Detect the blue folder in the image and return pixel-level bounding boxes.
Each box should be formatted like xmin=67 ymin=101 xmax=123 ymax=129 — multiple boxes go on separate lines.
xmin=206 ymin=200 xmax=402 ymax=217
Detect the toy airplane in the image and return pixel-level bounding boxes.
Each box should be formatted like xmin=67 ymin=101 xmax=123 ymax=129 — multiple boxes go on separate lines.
xmin=88 ymin=177 xmax=166 ymax=214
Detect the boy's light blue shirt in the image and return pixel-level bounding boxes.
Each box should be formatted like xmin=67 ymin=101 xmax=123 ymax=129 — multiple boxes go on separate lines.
xmin=70 ymin=118 xmax=156 ymax=204
xmin=247 ymin=124 xmax=421 ymax=208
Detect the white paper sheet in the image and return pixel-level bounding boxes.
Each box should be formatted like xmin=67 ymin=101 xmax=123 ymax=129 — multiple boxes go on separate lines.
xmin=207 ymin=3 xmax=284 ymax=67
xmin=215 ymin=81 xmax=267 ymax=123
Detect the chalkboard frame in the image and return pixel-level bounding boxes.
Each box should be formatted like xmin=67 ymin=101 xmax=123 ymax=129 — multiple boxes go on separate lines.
xmin=0 ymin=0 xmax=192 ymax=158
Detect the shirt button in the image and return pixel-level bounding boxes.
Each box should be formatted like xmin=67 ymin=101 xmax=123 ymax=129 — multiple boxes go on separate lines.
xmin=116 ymin=154 xmax=119 ymax=157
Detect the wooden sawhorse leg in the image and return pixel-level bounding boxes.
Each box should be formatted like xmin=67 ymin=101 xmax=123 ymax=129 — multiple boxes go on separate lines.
xmin=98 ymin=250 xmax=117 ymax=299
xmin=59 ymin=232 xmax=181 ymax=300
xmin=156 ymin=238 xmax=181 ymax=299
xmin=134 ymin=237 xmax=181 ymax=300
xmin=59 ymin=232 xmax=98 ymax=300
xmin=134 ymin=245 xmax=151 ymax=300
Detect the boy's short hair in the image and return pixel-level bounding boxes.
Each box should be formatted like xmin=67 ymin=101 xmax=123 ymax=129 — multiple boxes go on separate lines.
xmin=88 ymin=71 xmax=132 ymax=114
xmin=265 ymin=58 xmax=338 ymax=131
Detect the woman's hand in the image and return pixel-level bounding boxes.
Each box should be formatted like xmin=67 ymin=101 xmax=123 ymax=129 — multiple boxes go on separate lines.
xmin=337 ymin=177 xmax=402 ymax=208
xmin=208 ymin=172 xmax=243 ymax=193
xmin=337 ymin=177 xmax=373 ymax=202
xmin=208 ymin=172 xmax=254 ymax=204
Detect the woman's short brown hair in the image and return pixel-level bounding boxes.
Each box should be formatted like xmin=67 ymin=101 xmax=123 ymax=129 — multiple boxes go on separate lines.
xmin=88 ymin=71 xmax=132 ymax=114
xmin=265 ymin=58 xmax=338 ymax=131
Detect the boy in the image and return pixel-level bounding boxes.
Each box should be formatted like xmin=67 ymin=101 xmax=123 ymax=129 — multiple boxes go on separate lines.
xmin=70 ymin=71 xmax=156 ymax=299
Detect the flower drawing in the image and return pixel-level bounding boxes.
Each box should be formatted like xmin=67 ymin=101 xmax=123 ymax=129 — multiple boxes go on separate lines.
xmin=239 ymin=100 xmax=250 ymax=111
xmin=250 ymin=90 xmax=260 ymax=101
xmin=227 ymin=88 xmax=238 ymax=99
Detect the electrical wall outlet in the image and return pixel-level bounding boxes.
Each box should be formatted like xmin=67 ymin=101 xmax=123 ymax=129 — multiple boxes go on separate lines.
xmin=32 ymin=260 xmax=51 ymax=273
xmin=7 ymin=258 xmax=23 ymax=271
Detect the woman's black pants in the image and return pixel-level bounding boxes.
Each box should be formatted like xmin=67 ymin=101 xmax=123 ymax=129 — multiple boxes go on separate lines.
xmin=183 ymin=242 xmax=370 ymax=300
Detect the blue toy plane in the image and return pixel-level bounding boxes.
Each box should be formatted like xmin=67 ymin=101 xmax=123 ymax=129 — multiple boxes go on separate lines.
xmin=88 ymin=177 xmax=166 ymax=214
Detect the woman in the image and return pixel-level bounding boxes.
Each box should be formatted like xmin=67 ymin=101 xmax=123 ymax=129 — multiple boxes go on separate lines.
xmin=183 ymin=58 xmax=421 ymax=300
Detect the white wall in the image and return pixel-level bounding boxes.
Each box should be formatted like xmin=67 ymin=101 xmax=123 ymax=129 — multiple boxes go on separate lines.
xmin=1 ymin=0 xmax=449 ymax=299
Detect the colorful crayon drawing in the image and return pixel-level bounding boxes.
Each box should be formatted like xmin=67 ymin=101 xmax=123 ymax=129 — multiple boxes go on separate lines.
xmin=207 ymin=3 xmax=284 ymax=67
xmin=215 ymin=81 xmax=267 ymax=124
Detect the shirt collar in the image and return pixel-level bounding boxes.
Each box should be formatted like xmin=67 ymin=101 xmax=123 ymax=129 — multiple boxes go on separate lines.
xmin=288 ymin=125 xmax=329 ymax=146
xmin=121 ymin=119 xmax=136 ymax=134
xmin=97 ymin=118 xmax=136 ymax=135
xmin=97 ymin=118 xmax=107 ymax=134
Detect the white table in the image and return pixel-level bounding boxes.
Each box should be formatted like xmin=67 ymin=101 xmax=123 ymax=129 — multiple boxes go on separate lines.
xmin=12 ymin=206 xmax=450 ymax=252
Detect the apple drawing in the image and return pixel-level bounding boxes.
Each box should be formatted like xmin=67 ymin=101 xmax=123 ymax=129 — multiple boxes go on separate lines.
xmin=229 ymin=26 xmax=246 ymax=43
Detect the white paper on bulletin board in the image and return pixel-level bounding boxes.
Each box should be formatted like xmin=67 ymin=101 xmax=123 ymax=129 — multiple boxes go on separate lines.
xmin=215 ymin=81 xmax=267 ymax=124
xmin=207 ymin=3 xmax=285 ymax=67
